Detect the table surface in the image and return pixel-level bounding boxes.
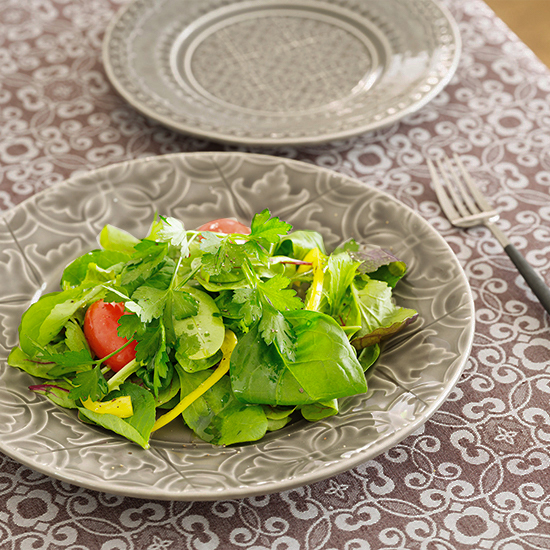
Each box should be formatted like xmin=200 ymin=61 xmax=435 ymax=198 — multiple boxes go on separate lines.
xmin=1 ymin=0 xmax=549 ymax=548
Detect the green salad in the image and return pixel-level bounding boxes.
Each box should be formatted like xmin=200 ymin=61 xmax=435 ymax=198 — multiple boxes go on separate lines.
xmin=8 ymin=210 xmax=417 ymax=448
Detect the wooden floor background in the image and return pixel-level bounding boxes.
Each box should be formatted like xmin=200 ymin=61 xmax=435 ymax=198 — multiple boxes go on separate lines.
xmin=487 ymin=0 xmax=550 ymax=67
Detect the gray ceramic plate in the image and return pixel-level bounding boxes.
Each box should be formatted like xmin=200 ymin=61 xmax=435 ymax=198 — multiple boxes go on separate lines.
xmin=0 ymin=152 xmax=474 ymax=500
xmin=102 ymin=0 xmax=461 ymax=146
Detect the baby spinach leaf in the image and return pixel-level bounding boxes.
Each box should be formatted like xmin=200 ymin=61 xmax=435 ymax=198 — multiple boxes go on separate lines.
xmin=178 ymin=369 xmax=268 ymax=446
xmin=266 ymin=416 xmax=292 ymax=431
xmin=78 ymin=382 xmax=156 ymax=449
xmin=176 ymin=349 xmax=222 ymax=373
xmin=99 ymin=224 xmax=140 ymax=254
xmin=231 ymin=310 xmax=367 ymax=405
xmin=173 ymin=287 xmax=225 ymax=360
xmin=230 ymin=324 xmax=311 ymax=405
xmin=301 ymin=399 xmax=339 ymax=422
xmin=358 ymin=344 xmax=381 ymax=371
xmin=283 ymin=310 xmax=367 ymax=400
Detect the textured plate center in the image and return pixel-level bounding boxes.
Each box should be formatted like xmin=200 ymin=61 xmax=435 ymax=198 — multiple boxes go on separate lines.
xmin=170 ymin=2 xmax=387 ymax=114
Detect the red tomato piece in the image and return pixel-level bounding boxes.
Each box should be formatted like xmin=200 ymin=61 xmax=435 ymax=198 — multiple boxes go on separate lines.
xmin=196 ymin=218 xmax=251 ymax=235
xmin=83 ymin=300 xmax=137 ymax=372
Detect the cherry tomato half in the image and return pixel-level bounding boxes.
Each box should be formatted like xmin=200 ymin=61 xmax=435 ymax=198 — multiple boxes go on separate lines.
xmin=196 ymin=218 xmax=251 ymax=234
xmin=83 ymin=300 xmax=137 ymax=372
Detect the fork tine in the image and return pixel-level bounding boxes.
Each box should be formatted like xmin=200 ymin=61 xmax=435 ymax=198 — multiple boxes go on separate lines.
xmin=443 ymin=156 xmax=479 ymax=214
xmin=427 ymin=158 xmax=461 ymax=222
xmin=453 ymin=153 xmax=495 ymax=213
xmin=435 ymin=157 xmax=471 ymax=219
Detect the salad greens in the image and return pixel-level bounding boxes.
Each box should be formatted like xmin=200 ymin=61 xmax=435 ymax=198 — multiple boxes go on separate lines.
xmin=8 ymin=210 xmax=417 ymax=448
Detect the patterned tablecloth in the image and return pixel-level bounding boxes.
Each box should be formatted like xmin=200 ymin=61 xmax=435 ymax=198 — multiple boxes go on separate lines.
xmin=1 ymin=0 xmax=550 ymax=548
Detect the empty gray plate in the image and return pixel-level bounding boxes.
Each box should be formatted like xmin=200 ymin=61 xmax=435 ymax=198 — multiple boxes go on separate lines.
xmin=103 ymin=0 xmax=461 ymax=146
xmin=0 ymin=152 xmax=474 ymax=500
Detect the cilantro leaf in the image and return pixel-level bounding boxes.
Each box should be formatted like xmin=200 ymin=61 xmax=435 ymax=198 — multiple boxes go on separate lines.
xmin=134 ymin=322 xmax=163 ymax=365
xmin=68 ymin=366 xmax=108 ymax=402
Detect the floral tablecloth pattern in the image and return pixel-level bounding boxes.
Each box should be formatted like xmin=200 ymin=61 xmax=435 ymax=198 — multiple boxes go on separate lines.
xmin=1 ymin=0 xmax=549 ymax=548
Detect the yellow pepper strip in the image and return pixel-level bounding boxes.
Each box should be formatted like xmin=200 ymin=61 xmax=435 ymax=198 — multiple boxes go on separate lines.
xmin=296 ymin=248 xmax=316 ymax=275
xmin=151 ymin=329 xmax=238 ymax=432
xmin=82 ymin=396 xmax=133 ymax=418
xmin=304 ymin=248 xmax=325 ymax=311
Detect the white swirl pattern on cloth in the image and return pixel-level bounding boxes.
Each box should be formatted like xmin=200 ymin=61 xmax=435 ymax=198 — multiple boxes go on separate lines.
xmin=0 ymin=0 xmax=549 ymax=548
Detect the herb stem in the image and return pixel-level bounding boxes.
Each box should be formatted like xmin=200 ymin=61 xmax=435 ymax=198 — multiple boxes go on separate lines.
xmin=107 ymin=359 xmax=141 ymax=392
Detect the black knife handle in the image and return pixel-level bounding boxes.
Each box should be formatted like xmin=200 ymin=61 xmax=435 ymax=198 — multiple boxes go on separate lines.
xmin=504 ymin=243 xmax=550 ymax=315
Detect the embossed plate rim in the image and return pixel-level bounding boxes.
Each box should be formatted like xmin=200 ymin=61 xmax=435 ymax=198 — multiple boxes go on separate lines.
xmin=102 ymin=0 xmax=462 ymax=146
xmin=0 ymin=152 xmax=475 ymax=500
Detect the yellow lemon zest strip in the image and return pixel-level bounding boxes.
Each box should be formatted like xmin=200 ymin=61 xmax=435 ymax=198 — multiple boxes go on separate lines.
xmin=305 ymin=248 xmax=325 ymax=311
xmin=82 ymin=396 xmax=133 ymax=418
xmin=151 ymin=330 xmax=238 ymax=432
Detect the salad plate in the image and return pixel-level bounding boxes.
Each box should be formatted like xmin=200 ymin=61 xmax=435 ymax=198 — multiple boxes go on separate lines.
xmin=0 ymin=152 xmax=474 ymax=500
xmin=102 ymin=0 xmax=461 ymax=146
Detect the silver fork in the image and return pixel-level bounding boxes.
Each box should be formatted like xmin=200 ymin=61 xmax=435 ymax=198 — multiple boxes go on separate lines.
xmin=428 ymin=154 xmax=550 ymax=315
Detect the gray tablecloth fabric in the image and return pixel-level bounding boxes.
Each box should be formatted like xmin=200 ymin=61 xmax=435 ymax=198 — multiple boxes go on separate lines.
xmin=1 ymin=0 xmax=549 ymax=548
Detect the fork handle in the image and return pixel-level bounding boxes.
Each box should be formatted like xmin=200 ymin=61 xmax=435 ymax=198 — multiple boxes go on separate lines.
xmin=504 ymin=244 xmax=550 ymax=315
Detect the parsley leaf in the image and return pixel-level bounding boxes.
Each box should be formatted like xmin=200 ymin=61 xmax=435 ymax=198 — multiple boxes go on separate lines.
xmin=134 ymin=321 xmax=172 ymax=395
xmin=250 ymin=210 xmax=292 ymax=248
xmin=131 ymin=286 xmax=169 ymax=323
xmin=68 ymin=366 xmax=108 ymax=402
xmin=117 ymin=313 xmax=143 ymax=340
xmin=257 ymin=274 xmax=303 ymax=312
xmin=198 ymin=231 xmax=222 ymax=254
xmin=120 ymin=241 xmax=169 ymax=285
xmin=44 ymin=349 xmax=95 ymax=377
xmin=258 ymin=304 xmax=296 ymax=362
xmin=171 ymin=290 xmax=198 ymax=320
xmin=201 ymin=239 xmax=244 ymax=276
xmin=157 ymin=216 xmax=188 ymax=253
